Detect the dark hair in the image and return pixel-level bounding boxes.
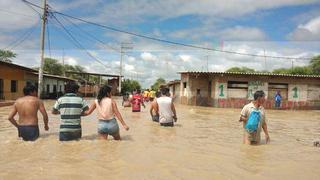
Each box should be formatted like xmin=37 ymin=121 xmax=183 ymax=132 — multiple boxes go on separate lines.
xmin=23 ymin=84 xmax=37 ymax=96
xmin=65 ymin=81 xmax=79 ymax=93
xmin=97 ymin=85 xmax=112 ymax=104
xmin=254 ymin=90 xmax=265 ymax=100
xmin=160 ymin=87 xmax=169 ymax=96
xmin=137 ymin=89 xmax=141 ymax=94
xmin=156 ymin=91 xmax=161 ymax=98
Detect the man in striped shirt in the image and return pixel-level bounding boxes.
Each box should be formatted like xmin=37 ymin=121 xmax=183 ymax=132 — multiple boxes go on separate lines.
xmin=52 ymin=82 xmax=89 ymax=141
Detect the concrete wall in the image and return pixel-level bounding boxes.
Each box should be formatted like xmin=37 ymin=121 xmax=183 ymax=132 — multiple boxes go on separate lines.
xmin=180 ymin=73 xmax=320 ymax=110
xmin=0 ymin=64 xmax=26 ymax=100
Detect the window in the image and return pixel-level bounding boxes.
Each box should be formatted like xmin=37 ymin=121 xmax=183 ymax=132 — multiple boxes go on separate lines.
xmin=53 ymin=85 xmax=57 ymax=93
xmin=208 ymin=81 xmax=212 ymax=97
xmin=197 ymin=89 xmax=201 ymax=95
xmin=46 ymin=84 xmax=50 ymax=93
xmin=0 ymin=79 xmax=3 ymax=99
xmin=227 ymin=81 xmax=248 ymax=89
xmin=11 ymin=80 xmax=17 ymax=93
xmin=183 ymin=82 xmax=187 ymax=88
xmin=268 ymin=83 xmax=288 ymax=100
xmin=59 ymin=85 xmax=62 ymax=92
xmin=227 ymin=81 xmax=248 ymax=98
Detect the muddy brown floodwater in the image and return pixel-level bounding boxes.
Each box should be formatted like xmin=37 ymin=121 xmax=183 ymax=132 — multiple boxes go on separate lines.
xmin=0 ymin=98 xmax=319 ymax=180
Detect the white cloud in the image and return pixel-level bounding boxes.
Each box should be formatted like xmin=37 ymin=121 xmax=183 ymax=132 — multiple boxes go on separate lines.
xmin=218 ymin=26 xmax=268 ymax=41
xmin=141 ymin=52 xmax=157 ymax=61
xmin=83 ymin=0 xmax=318 ymax=25
xmin=288 ymin=16 xmax=320 ymax=41
xmin=65 ymin=57 xmax=78 ymax=66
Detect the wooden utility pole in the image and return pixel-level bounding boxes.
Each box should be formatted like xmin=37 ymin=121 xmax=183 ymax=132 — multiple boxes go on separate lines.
xmin=37 ymin=0 xmax=48 ymax=98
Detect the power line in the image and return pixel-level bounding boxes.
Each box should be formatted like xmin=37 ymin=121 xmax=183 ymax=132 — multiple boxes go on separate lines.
xmin=50 ymin=13 xmax=110 ymax=69
xmin=52 ymin=12 xmax=312 ymax=61
xmin=22 ymin=0 xmax=313 ymax=61
xmin=3 ymin=21 xmax=40 ymax=50
xmin=57 ymin=13 xmax=121 ymax=53
xmin=0 ymin=8 xmax=37 ymax=19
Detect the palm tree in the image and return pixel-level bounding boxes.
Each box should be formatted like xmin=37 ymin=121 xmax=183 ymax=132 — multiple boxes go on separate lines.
xmin=0 ymin=49 xmax=16 ymax=63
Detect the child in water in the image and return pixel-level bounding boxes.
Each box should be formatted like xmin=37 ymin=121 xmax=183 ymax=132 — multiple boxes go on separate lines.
xmin=83 ymin=85 xmax=129 ymax=140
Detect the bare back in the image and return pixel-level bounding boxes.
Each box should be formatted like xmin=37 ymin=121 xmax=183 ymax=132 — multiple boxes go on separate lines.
xmin=15 ymin=96 xmax=40 ymax=125
xmin=95 ymin=98 xmax=115 ymax=120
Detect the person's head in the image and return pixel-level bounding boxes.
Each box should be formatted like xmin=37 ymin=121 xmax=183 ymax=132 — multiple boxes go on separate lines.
xmin=65 ymin=81 xmax=79 ymax=94
xmin=160 ymin=87 xmax=169 ymax=96
xmin=23 ymin=84 xmax=37 ymax=96
xmin=254 ymin=90 xmax=266 ymax=105
xmin=155 ymin=91 xmax=161 ymax=98
xmin=97 ymin=85 xmax=112 ymax=104
xmin=137 ymin=89 xmax=141 ymax=94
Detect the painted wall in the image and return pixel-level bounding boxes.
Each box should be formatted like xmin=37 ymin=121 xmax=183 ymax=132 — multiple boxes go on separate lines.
xmin=180 ymin=73 xmax=320 ymax=109
xmin=0 ymin=64 xmax=26 ymax=100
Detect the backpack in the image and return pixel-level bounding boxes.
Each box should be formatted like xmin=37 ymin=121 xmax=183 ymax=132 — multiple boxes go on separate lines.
xmin=245 ymin=109 xmax=261 ymax=133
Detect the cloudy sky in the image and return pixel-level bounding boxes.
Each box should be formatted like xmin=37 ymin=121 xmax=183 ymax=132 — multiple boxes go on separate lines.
xmin=0 ymin=0 xmax=320 ymax=87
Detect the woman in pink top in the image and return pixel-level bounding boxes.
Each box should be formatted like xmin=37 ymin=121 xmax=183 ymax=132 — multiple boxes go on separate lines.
xmin=84 ymin=85 xmax=129 ymax=140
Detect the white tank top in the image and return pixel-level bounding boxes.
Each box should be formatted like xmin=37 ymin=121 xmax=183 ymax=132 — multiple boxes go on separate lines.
xmin=157 ymin=96 xmax=174 ymax=123
xmin=95 ymin=98 xmax=114 ymax=120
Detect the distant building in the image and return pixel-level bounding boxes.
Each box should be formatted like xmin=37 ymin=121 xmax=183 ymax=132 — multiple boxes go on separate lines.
xmin=167 ymin=80 xmax=181 ymax=102
xmin=177 ymin=71 xmax=320 ymax=110
xmin=0 ymin=61 xmax=75 ymax=100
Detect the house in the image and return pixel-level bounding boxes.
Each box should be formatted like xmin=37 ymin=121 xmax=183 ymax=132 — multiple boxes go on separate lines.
xmin=166 ymin=80 xmax=181 ymax=103
xmin=0 ymin=61 xmax=75 ymax=100
xmin=178 ymin=71 xmax=320 ymax=110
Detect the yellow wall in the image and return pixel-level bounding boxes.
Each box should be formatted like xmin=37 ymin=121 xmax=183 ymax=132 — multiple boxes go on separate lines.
xmin=0 ymin=64 xmax=26 ymax=100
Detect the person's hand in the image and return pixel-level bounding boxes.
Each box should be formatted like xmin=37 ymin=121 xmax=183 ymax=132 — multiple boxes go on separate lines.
xmin=123 ymin=125 xmax=129 ymax=131
xmin=44 ymin=124 xmax=49 ymax=131
xmin=265 ymin=135 xmax=270 ymax=144
xmin=173 ymin=116 xmax=177 ymax=122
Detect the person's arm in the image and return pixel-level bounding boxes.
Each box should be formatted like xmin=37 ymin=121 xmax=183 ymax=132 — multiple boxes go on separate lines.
xmin=112 ymin=99 xmax=129 ymax=130
xmin=262 ymin=122 xmax=270 ymax=144
xmin=141 ymin=97 xmax=146 ymax=108
xmin=239 ymin=106 xmax=248 ymax=123
xmin=52 ymin=100 xmax=60 ymax=115
xmin=82 ymin=101 xmax=96 ymax=116
xmin=149 ymin=103 xmax=154 ymax=118
xmin=171 ymin=101 xmax=177 ymax=122
xmin=39 ymin=100 xmax=49 ymax=131
xmin=8 ymin=103 xmax=19 ymax=128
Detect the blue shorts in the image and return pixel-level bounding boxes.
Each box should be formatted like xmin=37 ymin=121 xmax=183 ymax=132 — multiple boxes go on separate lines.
xmin=98 ymin=118 xmax=119 ymax=135
xmin=18 ymin=125 xmax=39 ymax=141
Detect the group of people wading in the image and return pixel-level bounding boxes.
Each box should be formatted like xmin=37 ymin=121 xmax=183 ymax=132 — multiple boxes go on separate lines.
xmin=7 ymin=82 xmax=269 ymax=145
xmin=7 ymin=82 xmax=178 ymax=142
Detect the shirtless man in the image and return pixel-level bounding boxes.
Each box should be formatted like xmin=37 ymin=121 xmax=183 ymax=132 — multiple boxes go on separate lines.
xmin=8 ymin=84 xmax=49 ymax=141
xmin=150 ymin=91 xmax=161 ymax=122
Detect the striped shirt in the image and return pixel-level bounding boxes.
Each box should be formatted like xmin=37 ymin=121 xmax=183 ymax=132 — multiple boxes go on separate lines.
xmin=53 ymin=93 xmax=89 ymax=132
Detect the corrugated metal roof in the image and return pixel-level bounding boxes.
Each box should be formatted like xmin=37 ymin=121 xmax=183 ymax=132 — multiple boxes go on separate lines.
xmin=0 ymin=60 xmax=37 ymax=72
xmin=178 ymin=71 xmax=320 ymax=78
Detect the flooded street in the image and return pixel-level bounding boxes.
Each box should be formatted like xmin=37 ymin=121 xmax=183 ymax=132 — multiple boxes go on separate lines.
xmin=0 ymin=98 xmax=319 ymax=180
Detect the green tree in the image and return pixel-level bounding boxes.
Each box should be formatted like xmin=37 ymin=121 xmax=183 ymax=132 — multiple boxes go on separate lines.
xmin=0 ymin=49 xmax=16 ymax=63
xmin=226 ymin=67 xmax=255 ymax=73
xmin=43 ymin=58 xmax=64 ymax=75
xmin=151 ymin=78 xmax=166 ymax=91
xmin=310 ymin=55 xmax=320 ymax=75
xmin=121 ymin=79 xmax=141 ymax=94
xmin=272 ymin=66 xmax=313 ymax=75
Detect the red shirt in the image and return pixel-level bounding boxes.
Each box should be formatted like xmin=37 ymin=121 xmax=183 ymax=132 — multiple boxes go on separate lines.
xmin=131 ymin=94 xmax=143 ymax=111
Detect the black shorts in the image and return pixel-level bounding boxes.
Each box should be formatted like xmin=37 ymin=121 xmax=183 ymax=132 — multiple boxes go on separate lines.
xmin=160 ymin=122 xmax=174 ymax=127
xmin=18 ymin=125 xmax=39 ymax=141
